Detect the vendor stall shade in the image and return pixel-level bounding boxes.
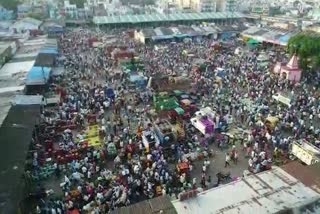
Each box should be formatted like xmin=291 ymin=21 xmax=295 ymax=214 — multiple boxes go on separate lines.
xmin=39 ymin=48 xmax=58 ymax=55
xmin=26 ymin=66 xmax=51 ymax=85
xmin=152 ymin=35 xmax=174 ymax=41
xmin=247 ymin=39 xmax=259 ymax=44
xmin=14 ymin=95 xmax=44 ymax=105
xmin=174 ymin=107 xmax=185 ymax=115
xmin=47 ymin=27 xmax=64 ymax=33
xmin=129 ymin=74 xmax=145 ymax=82
xmin=279 ymin=34 xmax=291 ymax=45
xmin=174 ymin=34 xmax=190 ymax=38
xmin=34 ymin=54 xmax=55 ymax=67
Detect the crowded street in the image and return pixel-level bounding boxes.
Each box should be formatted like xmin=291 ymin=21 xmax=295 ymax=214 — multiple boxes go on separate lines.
xmin=26 ymin=28 xmax=320 ymax=213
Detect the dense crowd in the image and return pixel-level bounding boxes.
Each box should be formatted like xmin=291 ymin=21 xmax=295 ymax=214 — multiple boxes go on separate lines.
xmin=30 ymin=28 xmax=320 ymax=213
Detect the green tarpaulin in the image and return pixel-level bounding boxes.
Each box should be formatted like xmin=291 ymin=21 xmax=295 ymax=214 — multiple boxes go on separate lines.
xmin=174 ymin=107 xmax=185 ymax=115
xmin=247 ymin=39 xmax=259 ymax=44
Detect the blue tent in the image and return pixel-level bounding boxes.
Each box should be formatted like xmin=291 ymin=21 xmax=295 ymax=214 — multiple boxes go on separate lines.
xmin=26 ymin=66 xmax=51 ymax=85
xmin=105 ymin=88 xmax=115 ymax=99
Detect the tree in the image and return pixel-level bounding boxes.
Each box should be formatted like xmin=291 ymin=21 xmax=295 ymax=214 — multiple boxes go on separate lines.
xmin=70 ymin=0 xmax=85 ymax=8
xmin=120 ymin=0 xmax=155 ymax=6
xmin=27 ymin=12 xmax=45 ymax=20
xmin=1 ymin=0 xmax=20 ymax=11
xmin=287 ymin=33 xmax=320 ymax=70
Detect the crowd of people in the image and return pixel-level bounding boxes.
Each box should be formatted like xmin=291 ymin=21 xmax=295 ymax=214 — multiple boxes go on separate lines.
xmin=29 ymin=28 xmax=320 ymax=213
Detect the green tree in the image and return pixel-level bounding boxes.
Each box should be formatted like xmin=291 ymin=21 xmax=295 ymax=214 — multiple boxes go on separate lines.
xmin=120 ymin=0 xmax=155 ymax=6
xmin=287 ymin=33 xmax=320 ymax=70
xmin=70 ymin=0 xmax=85 ymax=8
xmin=1 ymin=0 xmax=20 ymax=11
xmin=27 ymin=12 xmax=45 ymax=20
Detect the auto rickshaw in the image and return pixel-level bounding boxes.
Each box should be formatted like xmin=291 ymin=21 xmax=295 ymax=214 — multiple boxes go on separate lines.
xmin=176 ymin=162 xmax=189 ymax=174
xmin=265 ymin=116 xmax=279 ymax=131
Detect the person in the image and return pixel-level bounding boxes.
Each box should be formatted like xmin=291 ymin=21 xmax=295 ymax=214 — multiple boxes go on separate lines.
xmin=233 ymin=150 xmax=238 ymax=164
xmin=225 ymin=153 xmax=231 ymax=167
xmin=202 ymin=164 xmax=206 ymax=173
xmin=192 ymin=178 xmax=197 ymax=189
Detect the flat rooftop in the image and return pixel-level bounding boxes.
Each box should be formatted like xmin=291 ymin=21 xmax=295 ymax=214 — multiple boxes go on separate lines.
xmin=0 ymin=60 xmax=35 ymax=126
xmin=0 ymin=43 xmax=10 ymax=54
xmin=172 ymin=166 xmax=320 ymax=214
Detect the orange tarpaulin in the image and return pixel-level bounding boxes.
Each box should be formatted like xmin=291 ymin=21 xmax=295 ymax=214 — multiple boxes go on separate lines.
xmin=177 ymin=162 xmax=189 ymax=172
xmin=67 ymin=208 xmax=80 ymax=214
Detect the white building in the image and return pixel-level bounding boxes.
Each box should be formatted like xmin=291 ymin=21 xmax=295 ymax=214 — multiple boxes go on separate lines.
xmin=172 ymin=166 xmax=320 ymax=214
xmin=64 ymin=0 xmax=78 ymax=19
xmin=216 ymin=0 xmax=237 ymax=12
xmin=191 ymin=0 xmax=216 ymax=12
xmin=225 ymin=0 xmax=237 ymax=12
xmin=155 ymin=0 xmax=177 ymax=13
xmin=174 ymin=0 xmax=216 ymax=12
xmin=10 ymin=17 xmax=42 ymax=34
xmin=85 ymin=0 xmax=121 ymax=16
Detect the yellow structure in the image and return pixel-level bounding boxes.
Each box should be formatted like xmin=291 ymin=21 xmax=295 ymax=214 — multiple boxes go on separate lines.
xmin=76 ymin=125 xmax=102 ymax=147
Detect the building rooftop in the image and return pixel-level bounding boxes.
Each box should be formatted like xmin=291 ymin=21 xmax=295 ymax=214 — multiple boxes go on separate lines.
xmin=113 ymin=195 xmax=177 ymax=214
xmin=0 ymin=105 xmax=40 ymax=213
xmin=0 ymin=35 xmax=53 ymax=126
xmin=172 ymin=166 xmax=320 ymax=214
xmin=12 ymin=17 xmax=42 ymax=27
xmin=281 ymin=162 xmax=320 ymax=194
xmin=241 ymin=26 xmax=300 ymax=45
xmin=0 ymin=60 xmax=34 ymax=126
xmin=93 ymin=12 xmax=245 ymax=24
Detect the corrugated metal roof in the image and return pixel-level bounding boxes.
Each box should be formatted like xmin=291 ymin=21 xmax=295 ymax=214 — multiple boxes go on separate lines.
xmin=0 ymin=105 xmax=40 ymax=213
xmin=141 ymin=28 xmax=156 ymax=37
xmin=93 ymin=12 xmax=245 ymax=24
xmin=34 ymin=54 xmax=55 ymax=67
xmin=14 ymin=95 xmax=43 ymax=105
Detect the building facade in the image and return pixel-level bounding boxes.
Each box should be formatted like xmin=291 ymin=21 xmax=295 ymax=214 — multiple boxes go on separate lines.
xmin=0 ymin=6 xmax=14 ymax=20
xmin=216 ymin=0 xmax=237 ymax=12
xmin=10 ymin=17 xmax=42 ymax=34
xmin=175 ymin=0 xmax=216 ymax=12
xmin=84 ymin=0 xmax=121 ymax=16
xmin=64 ymin=1 xmax=78 ymax=19
xmin=225 ymin=0 xmax=236 ymax=12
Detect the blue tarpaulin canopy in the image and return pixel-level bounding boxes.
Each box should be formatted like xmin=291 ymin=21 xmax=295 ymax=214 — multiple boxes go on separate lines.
xmin=39 ymin=48 xmax=58 ymax=55
xmin=26 ymin=66 xmax=51 ymax=85
xmin=174 ymin=34 xmax=189 ymax=38
xmin=129 ymin=74 xmax=145 ymax=82
xmin=152 ymin=35 xmax=174 ymax=41
xmin=279 ymin=34 xmax=291 ymax=45
xmin=48 ymin=26 xmax=64 ymax=33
